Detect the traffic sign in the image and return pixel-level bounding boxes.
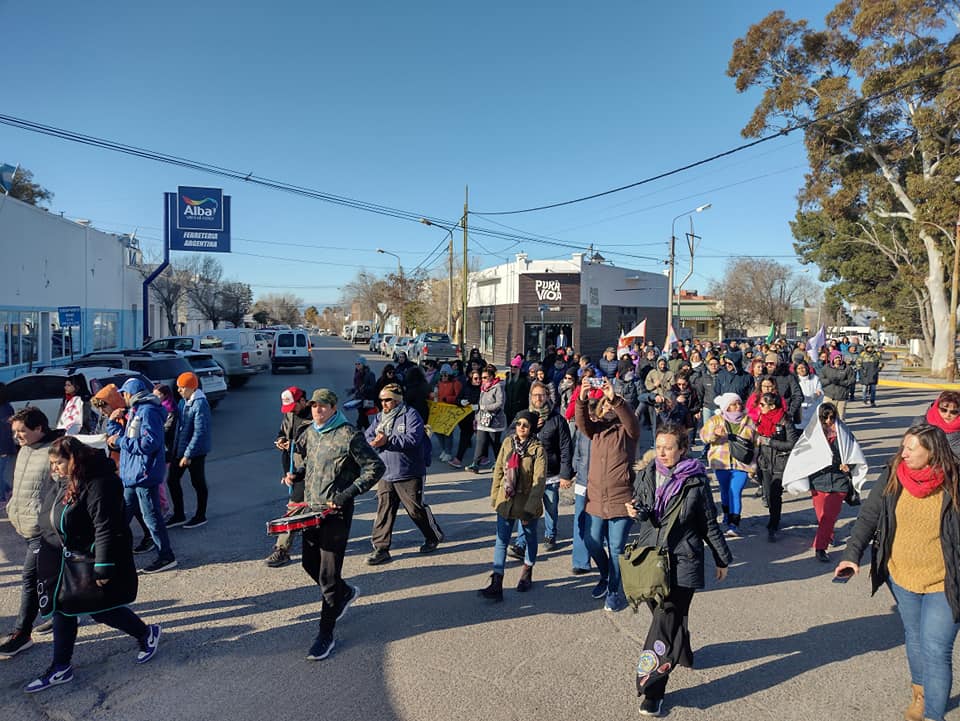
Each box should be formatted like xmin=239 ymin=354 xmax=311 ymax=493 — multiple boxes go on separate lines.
xmin=58 ymin=306 xmax=81 ymax=326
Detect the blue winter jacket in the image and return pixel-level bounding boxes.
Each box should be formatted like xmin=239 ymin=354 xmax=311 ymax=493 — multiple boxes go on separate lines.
xmin=174 ymin=389 xmax=213 ymax=459
xmin=107 ymin=392 xmax=166 ymax=489
xmin=364 ymin=404 xmax=426 ymax=481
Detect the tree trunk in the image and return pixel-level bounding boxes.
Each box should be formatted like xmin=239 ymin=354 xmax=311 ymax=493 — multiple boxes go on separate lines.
xmin=920 ymin=230 xmax=950 ymax=373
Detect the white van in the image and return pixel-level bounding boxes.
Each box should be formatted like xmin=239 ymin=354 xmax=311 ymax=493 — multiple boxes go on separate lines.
xmin=272 ymin=329 xmax=313 ymax=374
xmin=349 ymin=320 xmax=373 ymax=344
xmin=204 ymin=328 xmax=270 ymax=376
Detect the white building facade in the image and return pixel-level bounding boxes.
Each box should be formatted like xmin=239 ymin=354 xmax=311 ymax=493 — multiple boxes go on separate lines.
xmin=0 ymin=194 xmax=144 ymax=382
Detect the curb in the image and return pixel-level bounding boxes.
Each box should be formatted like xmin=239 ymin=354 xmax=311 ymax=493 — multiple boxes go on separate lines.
xmin=878 ymin=378 xmax=960 ymax=391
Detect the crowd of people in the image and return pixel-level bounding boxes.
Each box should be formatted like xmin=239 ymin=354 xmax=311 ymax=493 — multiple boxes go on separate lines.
xmin=3 ymin=332 xmax=959 ymax=720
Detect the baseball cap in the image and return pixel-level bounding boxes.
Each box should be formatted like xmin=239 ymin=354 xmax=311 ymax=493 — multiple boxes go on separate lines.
xmin=309 ymin=388 xmax=338 ymax=406
xmin=281 ymin=386 xmax=306 ymax=413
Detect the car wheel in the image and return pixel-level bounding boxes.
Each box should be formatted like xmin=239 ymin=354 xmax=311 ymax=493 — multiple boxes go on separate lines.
xmin=305 ymin=361 xmax=313 ymax=374
xmin=271 ymin=365 xmax=279 ymax=374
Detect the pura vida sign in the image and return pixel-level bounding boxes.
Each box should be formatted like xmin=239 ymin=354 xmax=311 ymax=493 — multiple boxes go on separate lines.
xmin=535 ymin=279 xmax=562 ymax=302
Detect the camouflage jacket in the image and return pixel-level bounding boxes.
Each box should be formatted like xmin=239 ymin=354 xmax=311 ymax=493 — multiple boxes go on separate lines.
xmin=295 ymin=423 xmax=385 ymax=509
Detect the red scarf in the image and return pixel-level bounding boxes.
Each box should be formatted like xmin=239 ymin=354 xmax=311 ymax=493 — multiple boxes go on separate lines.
xmin=756 ymin=406 xmax=786 ymax=437
xmin=896 ymin=460 xmax=945 ymax=499
xmin=481 ymin=376 xmax=501 ymax=393
xmin=926 ymin=404 xmax=960 ymax=434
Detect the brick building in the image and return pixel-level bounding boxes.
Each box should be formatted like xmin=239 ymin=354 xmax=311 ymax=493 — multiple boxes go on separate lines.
xmin=465 ymin=252 xmax=667 ymax=364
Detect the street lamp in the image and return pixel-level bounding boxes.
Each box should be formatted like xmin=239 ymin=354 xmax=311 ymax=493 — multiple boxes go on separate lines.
xmin=419 ymin=218 xmax=461 ymax=337
xmin=668 ymin=203 xmax=711 ymax=344
xmin=377 ymin=248 xmax=403 ymax=335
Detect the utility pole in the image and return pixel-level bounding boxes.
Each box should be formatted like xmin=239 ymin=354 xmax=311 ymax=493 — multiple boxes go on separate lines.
xmin=461 ymin=185 xmax=468 ymax=358
xmin=447 ymin=233 xmax=453 ymax=336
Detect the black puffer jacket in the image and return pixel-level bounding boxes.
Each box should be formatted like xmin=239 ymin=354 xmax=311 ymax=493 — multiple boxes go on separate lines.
xmin=631 ymin=461 xmax=733 ymax=590
xmin=534 ymin=410 xmax=573 ymax=479
xmin=843 ymin=469 xmax=960 ymax=621
xmin=755 ymin=416 xmax=799 ymax=481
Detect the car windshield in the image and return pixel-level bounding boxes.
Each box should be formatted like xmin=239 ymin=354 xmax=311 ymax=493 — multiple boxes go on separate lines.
xmin=199 ymin=337 xmax=224 ymax=349
xmin=422 ymin=334 xmax=449 ymax=343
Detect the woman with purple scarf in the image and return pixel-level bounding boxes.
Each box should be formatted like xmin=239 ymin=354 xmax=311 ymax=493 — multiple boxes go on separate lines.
xmin=626 ymin=422 xmax=732 ymax=717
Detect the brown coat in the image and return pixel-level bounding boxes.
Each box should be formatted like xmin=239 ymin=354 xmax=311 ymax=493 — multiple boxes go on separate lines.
xmin=490 ymin=435 xmax=546 ymax=521
xmin=576 ymin=396 xmax=641 ymax=519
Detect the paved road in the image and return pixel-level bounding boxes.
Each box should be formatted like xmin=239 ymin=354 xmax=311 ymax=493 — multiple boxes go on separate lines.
xmin=0 ymin=339 xmax=955 ymax=720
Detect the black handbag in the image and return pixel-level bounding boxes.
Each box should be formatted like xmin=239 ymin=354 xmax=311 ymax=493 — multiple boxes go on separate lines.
xmin=726 ymin=422 xmax=754 ymax=464
xmin=41 ymin=547 xmax=138 ymax=617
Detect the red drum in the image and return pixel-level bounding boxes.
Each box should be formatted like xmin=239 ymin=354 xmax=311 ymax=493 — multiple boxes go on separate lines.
xmin=266 ymin=508 xmax=332 ymax=536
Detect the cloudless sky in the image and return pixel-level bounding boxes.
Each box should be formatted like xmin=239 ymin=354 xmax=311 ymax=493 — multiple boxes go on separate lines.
xmin=2 ymin=0 xmax=838 ymax=308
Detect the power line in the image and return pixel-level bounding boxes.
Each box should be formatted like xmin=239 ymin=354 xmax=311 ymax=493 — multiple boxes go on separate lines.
xmin=471 ymin=60 xmax=960 ymax=215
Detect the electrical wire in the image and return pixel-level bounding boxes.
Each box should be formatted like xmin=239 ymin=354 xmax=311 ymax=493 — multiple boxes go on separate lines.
xmin=471 ymin=60 xmax=960 ymax=215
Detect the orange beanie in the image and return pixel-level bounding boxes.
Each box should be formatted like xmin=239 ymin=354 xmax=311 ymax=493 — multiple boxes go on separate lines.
xmin=177 ymin=372 xmax=199 ymax=390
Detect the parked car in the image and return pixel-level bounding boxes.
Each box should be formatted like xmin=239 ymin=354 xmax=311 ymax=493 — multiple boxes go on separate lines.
xmin=5 ymin=367 xmax=153 ymax=426
xmin=143 ymin=335 xmax=258 ymax=388
xmin=272 ymin=329 xmax=313 ymax=374
xmin=369 ymin=332 xmax=384 ymax=353
xmin=182 ymin=351 xmax=228 ymax=407
xmin=409 ymin=332 xmax=459 ymax=365
xmin=71 ymin=350 xmax=194 ymax=391
xmin=254 ymin=331 xmax=274 ymax=360
xmin=390 ymin=335 xmax=413 ymax=360
xmin=380 ymin=335 xmax=395 ymax=356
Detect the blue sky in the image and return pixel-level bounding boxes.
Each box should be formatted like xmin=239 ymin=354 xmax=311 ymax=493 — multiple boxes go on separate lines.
xmin=2 ymin=0 xmax=837 ymax=308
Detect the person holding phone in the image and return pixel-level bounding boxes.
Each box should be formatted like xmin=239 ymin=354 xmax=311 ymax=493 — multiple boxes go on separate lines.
xmin=835 ymin=424 xmax=960 ymax=721
xmin=575 ymin=376 xmax=641 ymax=612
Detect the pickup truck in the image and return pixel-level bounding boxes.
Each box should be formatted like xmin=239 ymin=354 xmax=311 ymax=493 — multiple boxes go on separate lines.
xmin=409 ymin=332 xmax=459 ymax=365
xmin=142 ymin=335 xmax=256 ymax=387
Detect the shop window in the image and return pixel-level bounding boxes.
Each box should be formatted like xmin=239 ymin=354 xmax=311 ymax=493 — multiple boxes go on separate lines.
xmin=697 ymin=321 xmax=707 ymax=335
xmin=480 ymin=319 xmax=495 ymax=356
xmin=51 ymin=317 xmax=78 ymax=360
xmin=93 ymin=312 xmax=119 ymax=351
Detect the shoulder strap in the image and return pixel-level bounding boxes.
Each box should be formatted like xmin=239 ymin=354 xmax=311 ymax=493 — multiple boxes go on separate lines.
xmin=655 ymin=491 xmax=687 ymax=548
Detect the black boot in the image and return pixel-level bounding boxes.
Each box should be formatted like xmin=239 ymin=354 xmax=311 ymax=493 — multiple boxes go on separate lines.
xmin=479 ymin=572 xmax=504 ymax=602
xmin=721 ymin=504 xmax=730 ymax=525
xmin=516 ymin=564 xmax=533 ymax=592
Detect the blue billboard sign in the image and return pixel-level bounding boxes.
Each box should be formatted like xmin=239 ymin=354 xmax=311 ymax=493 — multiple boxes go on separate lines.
xmin=166 ymin=187 xmax=231 ymax=252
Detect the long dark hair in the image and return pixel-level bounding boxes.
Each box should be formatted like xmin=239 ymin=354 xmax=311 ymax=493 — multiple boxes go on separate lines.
xmin=885 ymin=423 xmax=960 ymax=511
xmin=48 ymin=436 xmax=101 ymax=504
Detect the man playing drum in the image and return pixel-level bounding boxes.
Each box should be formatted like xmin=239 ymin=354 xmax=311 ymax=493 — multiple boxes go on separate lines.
xmin=287 ymin=389 xmax=384 ymax=661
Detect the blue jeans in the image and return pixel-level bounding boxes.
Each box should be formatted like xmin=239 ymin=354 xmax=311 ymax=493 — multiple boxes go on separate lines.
xmin=513 ymin=484 xmax=560 ymax=547
xmin=571 ymin=490 xmax=591 ymax=571
xmin=888 ymin=580 xmax=960 ymax=721
xmin=0 ymin=454 xmax=11 ymax=500
xmin=714 ymin=469 xmax=749 ymax=521
xmin=863 ymin=383 xmax=877 ymax=404
xmin=584 ymin=515 xmax=634 ymax=596
xmin=124 ymin=486 xmax=174 ymax=562
xmin=493 ymin=515 xmax=538 ymax=574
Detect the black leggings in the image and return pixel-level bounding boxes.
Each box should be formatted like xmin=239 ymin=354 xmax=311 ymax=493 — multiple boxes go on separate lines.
xmin=53 ymin=608 xmax=147 ymax=667
xmin=455 ymin=418 xmax=475 ymax=460
xmin=167 ymin=455 xmax=208 ymax=519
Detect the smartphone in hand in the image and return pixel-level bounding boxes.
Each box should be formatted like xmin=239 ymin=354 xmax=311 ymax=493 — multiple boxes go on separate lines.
xmin=832 ymin=566 xmax=855 ymax=584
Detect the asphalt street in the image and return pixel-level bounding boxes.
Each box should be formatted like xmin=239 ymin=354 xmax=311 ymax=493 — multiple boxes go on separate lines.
xmin=0 ymin=337 xmax=955 ymax=720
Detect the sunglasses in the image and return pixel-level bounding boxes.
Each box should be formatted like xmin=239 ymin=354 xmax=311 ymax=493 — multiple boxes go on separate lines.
xmin=515 ymin=421 xmax=531 ymax=429
xmin=939 ymin=406 xmax=960 ymax=416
